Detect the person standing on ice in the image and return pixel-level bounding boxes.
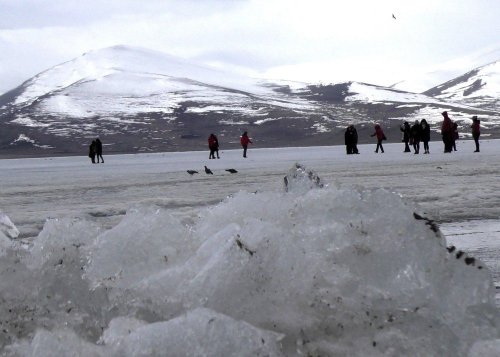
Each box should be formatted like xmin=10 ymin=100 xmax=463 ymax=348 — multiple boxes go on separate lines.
xmin=95 ymin=138 xmax=104 ymax=163
xmin=420 ymin=119 xmax=431 ymax=154
xmin=208 ymin=133 xmax=220 ymax=159
xmin=452 ymin=122 xmax=459 ymax=151
xmin=240 ymin=131 xmax=252 ymax=158
xmin=400 ymin=121 xmax=411 ymax=152
xmin=440 ymin=111 xmax=453 ymax=153
xmin=344 ymin=125 xmax=359 ymax=154
xmin=370 ymin=124 xmax=386 ymax=153
xmin=410 ymin=120 xmax=421 ymax=154
xmin=88 ymin=140 xmax=97 ymax=164
xmin=471 ymin=116 xmax=481 ymax=152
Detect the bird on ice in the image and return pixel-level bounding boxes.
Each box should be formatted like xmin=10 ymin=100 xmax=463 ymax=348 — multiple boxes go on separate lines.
xmin=186 ymin=170 xmax=198 ymax=175
xmin=225 ymin=169 xmax=238 ymax=174
xmin=204 ymin=166 xmax=213 ymax=175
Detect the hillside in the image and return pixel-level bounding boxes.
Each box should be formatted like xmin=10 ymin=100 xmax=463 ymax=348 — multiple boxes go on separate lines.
xmin=0 ymin=46 xmax=498 ymax=157
xmin=424 ymin=60 xmax=500 ymax=112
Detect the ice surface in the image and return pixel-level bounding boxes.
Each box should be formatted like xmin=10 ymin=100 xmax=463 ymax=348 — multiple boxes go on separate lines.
xmin=469 ymin=339 xmax=500 ymax=357
xmin=0 ymin=162 xmax=499 ymax=356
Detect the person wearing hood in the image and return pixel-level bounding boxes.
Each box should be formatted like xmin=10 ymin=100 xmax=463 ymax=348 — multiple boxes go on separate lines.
xmin=240 ymin=131 xmax=252 ymax=158
xmin=88 ymin=140 xmax=96 ymax=164
xmin=420 ymin=119 xmax=431 ymax=154
xmin=441 ymin=111 xmax=453 ymax=153
xmin=471 ymin=116 xmax=481 ymax=152
xmin=95 ymin=138 xmax=104 ymax=163
xmin=400 ymin=121 xmax=411 ymax=152
xmin=208 ymin=133 xmax=220 ymax=159
xmin=370 ymin=124 xmax=386 ymax=153
xmin=344 ymin=125 xmax=359 ymax=154
xmin=410 ymin=120 xmax=422 ymax=154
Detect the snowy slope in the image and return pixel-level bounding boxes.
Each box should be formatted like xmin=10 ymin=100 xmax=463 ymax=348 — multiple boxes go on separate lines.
xmin=14 ymin=45 xmax=273 ymax=106
xmin=424 ymin=61 xmax=500 ymax=111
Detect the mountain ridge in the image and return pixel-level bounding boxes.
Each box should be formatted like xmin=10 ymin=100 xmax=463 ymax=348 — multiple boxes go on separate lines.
xmin=1 ymin=46 xmax=499 ymax=157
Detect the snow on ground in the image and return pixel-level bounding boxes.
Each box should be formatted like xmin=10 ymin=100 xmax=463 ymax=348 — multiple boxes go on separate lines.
xmin=0 ymin=139 xmax=499 ymax=355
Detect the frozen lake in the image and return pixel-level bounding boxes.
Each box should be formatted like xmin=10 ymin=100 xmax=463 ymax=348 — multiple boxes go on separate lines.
xmin=2 ymin=139 xmax=500 ymax=297
xmin=2 ymin=140 xmax=500 ymax=269
xmin=1 ymin=139 xmax=499 ymax=355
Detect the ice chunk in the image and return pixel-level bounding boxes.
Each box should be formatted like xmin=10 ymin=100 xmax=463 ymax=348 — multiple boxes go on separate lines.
xmin=85 ymin=205 xmax=193 ymax=291
xmin=100 ymin=316 xmax=148 ymax=346
xmin=5 ymin=329 xmax=106 ymax=357
xmin=0 ymin=211 xmax=19 ymax=239
xmin=1 ymin=165 xmax=499 ymax=356
xmin=283 ymin=163 xmax=323 ymax=193
xmin=110 ymin=308 xmax=284 ymax=356
xmin=25 ymin=217 xmax=102 ymax=269
xmin=0 ymin=230 xmax=12 ymax=256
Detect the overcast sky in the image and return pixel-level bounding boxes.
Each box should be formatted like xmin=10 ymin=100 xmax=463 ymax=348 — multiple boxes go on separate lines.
xmin=1 ymin=0 xmax=499 ymax=94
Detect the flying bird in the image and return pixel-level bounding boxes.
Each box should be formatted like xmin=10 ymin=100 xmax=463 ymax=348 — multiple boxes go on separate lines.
xmin=204 ymin=166 xmax=213 ymax=175
xmin=187 ymin=170 xmax=198 ymax=175
xmin=225 ymin=169 xmax=238 ymax=174
xmin=392 ymin=13 xmax=396 ymax=19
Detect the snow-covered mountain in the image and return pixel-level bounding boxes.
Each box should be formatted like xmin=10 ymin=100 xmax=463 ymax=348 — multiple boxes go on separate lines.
xmin=424 ymin=60 xmax=500 ymax=112
xmin=0 ymin=45 xmax=498 ymax=156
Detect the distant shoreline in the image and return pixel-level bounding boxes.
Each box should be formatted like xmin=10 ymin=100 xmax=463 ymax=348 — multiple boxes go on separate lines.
xmin=0 ymin=138 xmax=491 ymax=160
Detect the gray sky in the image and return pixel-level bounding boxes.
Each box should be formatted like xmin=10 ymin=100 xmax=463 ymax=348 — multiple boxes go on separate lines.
xmin=1 ymin=0 xmax=499 ymax=94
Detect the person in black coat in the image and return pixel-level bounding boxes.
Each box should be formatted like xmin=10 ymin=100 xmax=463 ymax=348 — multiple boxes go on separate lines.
xmin=400 ymin=121 xmax=411 ymax=152
xmin=95 ymin=138 xmax=104 ymax=163
xmin=471 ymin=116 xmax=480 ymax=152
xmin=410 ymin=120 xmax=422 ymax=154
xmin=89 ymin=140 xmax=96 ymax=164
xmin=344 ymin=125 xmax=359 ymax=154
xmin=420 ymin=119 xmax=431 ymax=154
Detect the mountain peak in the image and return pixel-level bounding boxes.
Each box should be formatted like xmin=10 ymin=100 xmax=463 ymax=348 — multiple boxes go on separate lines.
xmin=11 ymin=45 xmax=270 ymax=107
xmin=1 ymin=46 xmax=499 ymax=157
xmin=424 ymin=60 xmax=500 ymax=111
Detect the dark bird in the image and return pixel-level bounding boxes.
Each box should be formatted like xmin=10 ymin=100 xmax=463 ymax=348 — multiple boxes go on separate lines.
xmin=187 ymin=170 xmax=198 ymax=175
xmin=204 ymin=166 xmax=213 ymax=175
xmin=225 ymin=169 xmax=238 ymax=174
xmin=392 ymin=13 xmax=396 ymax=19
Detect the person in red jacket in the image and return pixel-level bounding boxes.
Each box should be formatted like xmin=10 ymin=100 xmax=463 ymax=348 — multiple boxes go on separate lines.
xmin=240 ymin=131 xmax=252 ymax=158
xmin=471 ymin=116 xmax=480 ymax=152
xmin=208 ymin=133 xmax=219 ymax=159
xmin=441 ymin=111 xmax=453 ymax=153
xmin=370 ymin=124 xmax=386 ymax=153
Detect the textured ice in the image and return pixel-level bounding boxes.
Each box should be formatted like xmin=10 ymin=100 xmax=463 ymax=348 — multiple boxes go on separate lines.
xmin=0 ymin=211 xmax=16 ymax=256
xmin=1 ymin=164 xmax=499 ymax=356
xmin=0 ymin=211 xmax=20 ymax=239
xmin=107 ymin=308 xmax=284 ymax=357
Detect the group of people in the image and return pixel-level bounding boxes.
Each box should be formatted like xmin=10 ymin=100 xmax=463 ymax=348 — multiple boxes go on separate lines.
xmin=88 ymin=112 xmax=482 ymax=163
xmin=440 ymin=111 xmax=481 ymax=153
xmin=344 ymin=112 xmax=481 ymax=155
xmin=344 ymin=123 xmax=389 ymax=154
xmin=440 ymin=111 xmax=460 ymax=153
xmin=207 ymin=131 xmax=253 ymax=159
xmin=88 ymin=138 xmax=104 ymax=164
xmin=400 ymin=119 xmax=431 ymax=154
